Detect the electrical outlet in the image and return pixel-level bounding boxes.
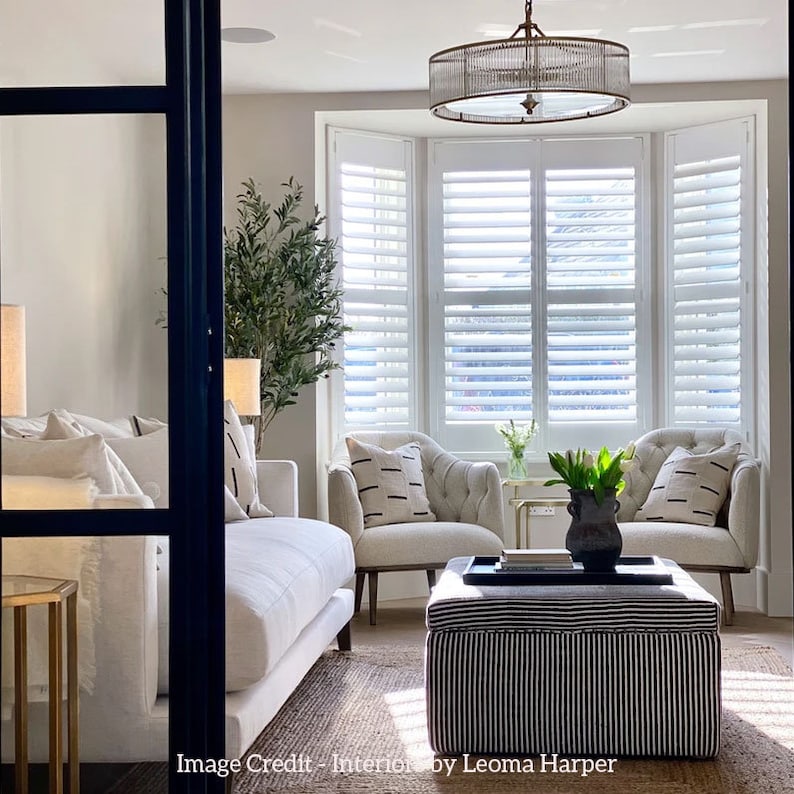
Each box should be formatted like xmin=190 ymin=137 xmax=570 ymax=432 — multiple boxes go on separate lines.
xmin=529 ymin=505 xmax=556 ymax=516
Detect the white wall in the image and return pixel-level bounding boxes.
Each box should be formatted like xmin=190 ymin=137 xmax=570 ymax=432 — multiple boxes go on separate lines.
xmin=222 ymin=81 xmax=790 ymax=616
xmin=0 ymin=114 xmax=168 ymax=421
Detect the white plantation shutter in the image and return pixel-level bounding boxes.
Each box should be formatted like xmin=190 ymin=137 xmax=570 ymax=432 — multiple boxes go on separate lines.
xmin=429 ymin=138 xmax=646 ymax=453
xmin=329 ymin=131 xmax=415 ymax=430
xmin=545 ymin=166 xmax=638 ymax=436
xmin=665 ymin=120 xmax=753 ymax=430
xmin=429 ymin=141 xmax=537 ymax=452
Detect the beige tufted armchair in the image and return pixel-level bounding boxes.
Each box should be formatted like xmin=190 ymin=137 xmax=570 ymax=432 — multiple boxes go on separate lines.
xmin=328 ymin=431 xmax=505 ymax=624
xmin=618 ymin=427 xmax=760 ymax=625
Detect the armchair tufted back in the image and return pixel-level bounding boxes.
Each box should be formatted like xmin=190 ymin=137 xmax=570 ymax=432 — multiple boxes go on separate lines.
xmin=616 ymin=427 xmax=751 ymax=522
xmin=332 ymin=431 xmax=504 ymax=539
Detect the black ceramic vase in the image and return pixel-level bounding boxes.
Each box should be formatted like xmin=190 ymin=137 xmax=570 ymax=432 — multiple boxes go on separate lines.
xmin=565 ymin=488 xmax=623 ymax=572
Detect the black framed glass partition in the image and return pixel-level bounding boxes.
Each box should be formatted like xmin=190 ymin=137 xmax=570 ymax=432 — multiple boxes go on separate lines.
xmin=0 ymin=2 xmax=225 ymax=792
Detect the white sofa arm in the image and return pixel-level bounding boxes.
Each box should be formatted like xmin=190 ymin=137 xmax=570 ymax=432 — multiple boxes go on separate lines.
xmin=256 ymin=460 xmax=299 ymax=517
xmin=727 ymin=456 xmax=761 ymax=569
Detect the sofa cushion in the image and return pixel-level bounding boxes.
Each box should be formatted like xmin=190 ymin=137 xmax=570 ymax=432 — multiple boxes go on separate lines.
xmin=345 ymin=437 xmax=435 ymax=528
xmin=130 ymin=415 xmax=168 ymax=436
xmin=107 ymin=428 xmax=170 ymax=508
xmin=224 ymin=486 xmax=248 ymax=521
xmin=635 ymin=443 xmax=740 ymax=527
xmin=40 ymin=411 xmax=143 ymax=497
xmin=1 ymin=410 xmax=134 ymax=440
xmin=1 ymin=435 xmax=121 ymax=495
xmin=156 ymin=517 xmax=355 ymax=694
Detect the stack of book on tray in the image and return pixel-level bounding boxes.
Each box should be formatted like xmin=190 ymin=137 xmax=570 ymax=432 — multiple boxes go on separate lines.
xmin=497 ymin=548 xmax=574 ymax=571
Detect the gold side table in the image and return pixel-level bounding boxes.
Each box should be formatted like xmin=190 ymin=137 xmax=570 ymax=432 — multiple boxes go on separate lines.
xmin=512 ymin=497 xmax=571 ymax=549
xmin=501 ymin=478 xmax=549 ymax=547
xmin=2 ymin=575 xmax=79 ymax=794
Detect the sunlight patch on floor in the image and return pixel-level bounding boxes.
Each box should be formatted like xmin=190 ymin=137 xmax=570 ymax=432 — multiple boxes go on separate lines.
xmin=384 ymin=687 xmax=434 ymax=767
xmin=722 ymin=670 xmax=794 ymax=747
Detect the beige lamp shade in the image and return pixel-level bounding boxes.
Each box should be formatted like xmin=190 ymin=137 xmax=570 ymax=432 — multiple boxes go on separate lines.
xmin=1 ymin=304 xmax=27 ymax=417
xmin=223 ymin=358 xmax=261 ymax=416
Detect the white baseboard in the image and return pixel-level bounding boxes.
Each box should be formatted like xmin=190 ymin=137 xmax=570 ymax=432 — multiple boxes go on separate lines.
xmin=764 ymin=568 xmax=794 ymax=616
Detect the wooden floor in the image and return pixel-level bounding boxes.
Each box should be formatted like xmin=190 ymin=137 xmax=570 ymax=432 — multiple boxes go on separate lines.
xmin=2 ymin=602 xmax=791 ymax=794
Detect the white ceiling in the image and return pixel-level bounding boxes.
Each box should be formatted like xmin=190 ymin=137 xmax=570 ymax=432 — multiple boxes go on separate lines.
xmin=221 ymin=0 xmax=789 ymax=94
xmin=0 ymin=1 xmax=788 ymax=93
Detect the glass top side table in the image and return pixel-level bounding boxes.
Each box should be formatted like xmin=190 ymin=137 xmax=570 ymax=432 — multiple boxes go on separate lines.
xmin=2 ymin=574 xmax=79 ymax=794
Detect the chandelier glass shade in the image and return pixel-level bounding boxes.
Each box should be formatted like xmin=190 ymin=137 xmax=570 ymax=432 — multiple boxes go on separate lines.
xmin=429 ymin=1 xmax=631 ymax=124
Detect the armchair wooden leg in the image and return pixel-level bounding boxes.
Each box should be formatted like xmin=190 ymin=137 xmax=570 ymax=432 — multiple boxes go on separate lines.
xmin=426 ymin=569 xmax=437 ymax=591
xmin=368 ymin=572 xmax=379 ymax=626
xmin=354 ymin=572 xmax=365 ymax=614
xmin=719 ymin=571 xmax=735 ymax=626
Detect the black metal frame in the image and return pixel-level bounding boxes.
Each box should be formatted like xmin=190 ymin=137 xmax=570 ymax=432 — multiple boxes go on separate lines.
xmin=0 ymin=2 xmax=225 ymax=791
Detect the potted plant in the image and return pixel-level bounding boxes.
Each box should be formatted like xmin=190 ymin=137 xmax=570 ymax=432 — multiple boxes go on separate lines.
xmin=544 ymin=445 xmax=635 ymax=571
xmin=495 ymin=419 xmax=538 ymax=480
xmin=224 ymin=177 xmax=350 ymax=451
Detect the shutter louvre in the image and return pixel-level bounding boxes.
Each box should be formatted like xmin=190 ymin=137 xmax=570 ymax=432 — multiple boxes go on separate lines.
xmin=668 ymin=137 xmax=745 ymax=427
xmin=337 ymin=150 xmax=413 ymax=429
xmin=546 ymin=167 xmax=638 ymax=423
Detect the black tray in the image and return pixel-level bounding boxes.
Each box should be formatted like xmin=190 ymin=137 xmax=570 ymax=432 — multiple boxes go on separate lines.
xmin=462 ymin=555 xmax=674 ymax=586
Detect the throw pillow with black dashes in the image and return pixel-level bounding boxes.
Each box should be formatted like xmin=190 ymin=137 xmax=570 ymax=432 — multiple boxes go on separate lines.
xmin=635 ymin=443 xmax=741 ymax=527
xmin=223 ymin=400 xmax=273 ymax=518
xmin=345 ymin=437 xmax=436 ymax=529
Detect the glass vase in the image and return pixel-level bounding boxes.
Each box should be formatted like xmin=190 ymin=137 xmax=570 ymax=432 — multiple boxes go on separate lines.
xmin=507 ymin=450 xmax=529 ymax=480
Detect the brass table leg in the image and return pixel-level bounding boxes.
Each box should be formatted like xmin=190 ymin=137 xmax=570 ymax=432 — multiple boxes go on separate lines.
xmin=49 ymin=601 xmax=63 ymax=794
xmin=13 ymin=606 xmax=28 ymax=794
xmin=67 ymin=593 xmax=79 ymax=794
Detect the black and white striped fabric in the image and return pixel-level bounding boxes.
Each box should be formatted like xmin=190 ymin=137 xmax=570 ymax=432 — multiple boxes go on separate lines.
xmin=425 ymin=557 xmax=721 ymax=759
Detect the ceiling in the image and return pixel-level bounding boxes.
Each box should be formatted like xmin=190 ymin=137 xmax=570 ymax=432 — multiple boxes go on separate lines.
xmin=0 ymin=1 xmax=788 ymax=93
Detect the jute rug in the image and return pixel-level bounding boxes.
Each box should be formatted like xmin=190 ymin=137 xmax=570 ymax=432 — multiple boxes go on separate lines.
xmin=111 ymin=643 xmax=794 ymax=793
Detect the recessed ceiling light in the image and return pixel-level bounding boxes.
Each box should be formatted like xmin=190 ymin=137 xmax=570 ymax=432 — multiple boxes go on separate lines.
xmin=221 ymin=27 xmax=276 ymax=44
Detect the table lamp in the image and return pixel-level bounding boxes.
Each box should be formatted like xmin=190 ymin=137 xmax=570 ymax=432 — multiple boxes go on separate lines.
xmin=1 ymin=304 xmax=26 ymax=417
xmin=223 ymin=358 xmax=261 ymax=416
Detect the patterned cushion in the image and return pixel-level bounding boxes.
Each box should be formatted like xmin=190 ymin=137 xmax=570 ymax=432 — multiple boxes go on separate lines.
xmin=345 ymin=437 xmax=435 ymax=528
xmin=223 ymin=400 xmax=272 ymax=518
xmin=635 ymin=444 xmax=740 ymax=527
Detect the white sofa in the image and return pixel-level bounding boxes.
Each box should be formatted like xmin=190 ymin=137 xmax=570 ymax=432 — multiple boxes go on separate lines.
xmin=1 ymin=457 xmax=355 ymax=763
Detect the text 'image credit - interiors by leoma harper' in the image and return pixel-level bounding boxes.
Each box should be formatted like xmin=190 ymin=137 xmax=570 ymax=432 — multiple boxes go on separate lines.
xmin=176 ymin=753 xmax=620 ymax=779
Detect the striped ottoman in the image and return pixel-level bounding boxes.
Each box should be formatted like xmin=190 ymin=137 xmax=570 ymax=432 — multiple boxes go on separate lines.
xmin=425 ymin=557 xmax=721 ymax=758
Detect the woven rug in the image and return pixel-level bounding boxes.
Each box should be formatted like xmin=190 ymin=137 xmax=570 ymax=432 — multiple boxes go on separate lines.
xmin=111 ymin=643 xmax=794 ymax=794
